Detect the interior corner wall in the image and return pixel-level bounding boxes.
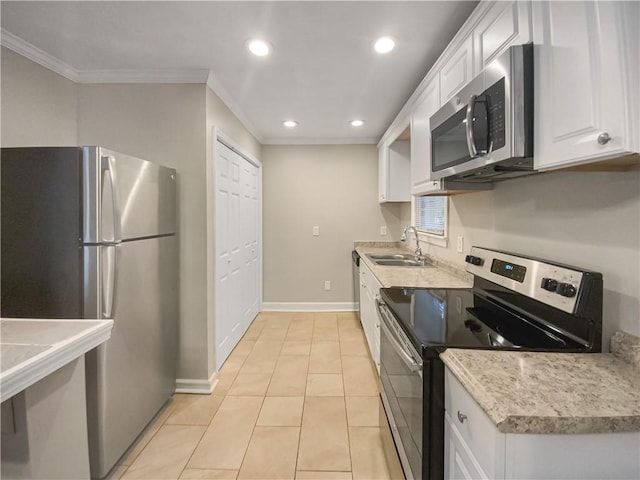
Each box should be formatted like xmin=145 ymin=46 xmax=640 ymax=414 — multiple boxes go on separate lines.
xmin=421 ymin=171 xmax=640 ymax=350
xmin=262 ymin=144 xmax=405 ymax=305
xmin=1 ymin=47 xmax=78 ymax=146
xmin=76 ymin=83 xmax=209 ymax=381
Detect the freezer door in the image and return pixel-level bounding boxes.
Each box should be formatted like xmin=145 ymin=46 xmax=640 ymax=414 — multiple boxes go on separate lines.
xmin=83 ymin=146 xmax=177 ymax=243
xmin=1 ymin=147 xmax=84 ymax=318
xmin=85 ymin=236 xmax=178 ymax=478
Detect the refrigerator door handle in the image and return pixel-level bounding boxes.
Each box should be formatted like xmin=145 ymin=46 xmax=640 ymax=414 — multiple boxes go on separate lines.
xmin=101 ymin=155 xmax=122 ymax=243
xmin=102 ymin=245 xmax=119 ymax=318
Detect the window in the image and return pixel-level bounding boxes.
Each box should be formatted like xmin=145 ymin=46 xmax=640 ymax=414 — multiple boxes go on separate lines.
xmin=415 ymin=196 xmax=447 ymax=237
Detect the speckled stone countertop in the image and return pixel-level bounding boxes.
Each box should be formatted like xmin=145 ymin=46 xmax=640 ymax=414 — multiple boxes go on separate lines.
xmin=441 ymin=331 xmax=640 ymax=434
xmin=354 ymin=242 xmax=472 ymax=289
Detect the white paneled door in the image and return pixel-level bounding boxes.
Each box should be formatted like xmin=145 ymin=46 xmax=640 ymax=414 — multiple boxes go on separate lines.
xmin=215 ymin=138 xmax=261 ymax=369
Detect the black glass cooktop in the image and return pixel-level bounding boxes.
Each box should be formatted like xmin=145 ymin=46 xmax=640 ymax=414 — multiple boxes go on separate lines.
xmin=379 ymin=287 xmax=586 ymax=354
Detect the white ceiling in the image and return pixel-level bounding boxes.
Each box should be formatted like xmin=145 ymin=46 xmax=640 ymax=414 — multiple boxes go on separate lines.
xmin=1 ymin=1 xmax=479 ymax=144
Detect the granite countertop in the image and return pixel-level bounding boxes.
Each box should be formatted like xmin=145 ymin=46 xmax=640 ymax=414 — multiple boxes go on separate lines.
xmin=441 ymin=331 xmax=640 ymax=434
xmin=355 ymin=242 xmax=472 ymax=289
xmin=0 ymin=318 xmax=114 ymax=402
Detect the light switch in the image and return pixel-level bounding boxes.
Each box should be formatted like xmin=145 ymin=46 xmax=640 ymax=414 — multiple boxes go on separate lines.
xmin=313 ymin=226 xmax=320 ymax=236
xmin=380 ymin=226 xmax=388 ymax=236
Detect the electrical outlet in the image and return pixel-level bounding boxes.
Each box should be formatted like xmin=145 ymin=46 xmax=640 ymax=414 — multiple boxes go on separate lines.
xmin=457 ymin=236 xmax=464 ymax=253
xmin=313 ymin=226 xmax=320 ymax=236
xmin=324 ymin=280 xmax=331 ymax=291
xmin=380 ymin=225 xmax=388 ymax=236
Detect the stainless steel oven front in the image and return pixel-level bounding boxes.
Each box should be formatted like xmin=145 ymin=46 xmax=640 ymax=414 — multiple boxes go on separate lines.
xmin=377 ymin=297 xmax=424 ymax=480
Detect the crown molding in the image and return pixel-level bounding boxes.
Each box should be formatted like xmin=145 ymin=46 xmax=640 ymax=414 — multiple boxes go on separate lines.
xmin=263 ymin=136 xmax=378 ymax=145
xmin=1 ymin=28 xmax=80 ymax=82
xmin=2 ymin=29 xmax=208 ymax=85
xmin=206 ymin=71 xmax=264 ymax=144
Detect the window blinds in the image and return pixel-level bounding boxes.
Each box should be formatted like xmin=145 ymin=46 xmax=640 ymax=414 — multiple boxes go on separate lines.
xmin=415 ymin=196 xmax=446 ymax=236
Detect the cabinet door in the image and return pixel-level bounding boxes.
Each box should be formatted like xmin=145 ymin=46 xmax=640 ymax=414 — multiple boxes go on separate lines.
xmin=378 ymin=144 xmax=388 ymax=203
xmin=533 ymin=1 xmax=639 ymax=170
xmin=473 ymin=0 xmax=531 ymax=72
xmin=411 ymin=78 xmax=441 ymax=195
xmin=440 ymin=36 xmax=474 ymax=106
xmin=445 ymin=415 xmax=489 ymax=480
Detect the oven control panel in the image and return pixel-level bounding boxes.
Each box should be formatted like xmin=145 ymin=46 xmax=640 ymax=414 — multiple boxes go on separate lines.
xmin=465 ymin=247 xmax=587 ymax=314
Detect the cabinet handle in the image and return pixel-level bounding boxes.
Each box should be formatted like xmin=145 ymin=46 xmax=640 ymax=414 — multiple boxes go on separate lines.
xmin=597 ymin=132 xmax=612 ymax=145
xmin=457 ymin=411 xmax=467 ymax=423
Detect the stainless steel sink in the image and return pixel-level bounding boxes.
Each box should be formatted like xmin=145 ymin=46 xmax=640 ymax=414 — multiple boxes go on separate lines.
xmin=366 ymin=253 xmax=433 ymax=267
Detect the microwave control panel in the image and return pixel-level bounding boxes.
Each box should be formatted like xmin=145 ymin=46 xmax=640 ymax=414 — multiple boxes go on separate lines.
xmin=484 ymin=77 xmax=506 ymax=150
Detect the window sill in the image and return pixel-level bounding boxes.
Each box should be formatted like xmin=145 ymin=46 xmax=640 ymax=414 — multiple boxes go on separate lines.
xmin=417 ymin=230 xmax=447 ymax=248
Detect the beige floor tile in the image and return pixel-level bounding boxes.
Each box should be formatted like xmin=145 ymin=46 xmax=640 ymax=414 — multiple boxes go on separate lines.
xmin=295 ymin=472 xmax=352 ymax=480
xmin=259 ymin=327 xmax=288 ymax=341
xmin=308 ymin=341 xmax=342 ymax=374
xmin=227 ymin=372 xmax=272 ymax=396
xmin=297 ymin=397 xmax=351 ymax=472
xmin=345 ymin=396 xmax=380 ymax=426
xmin=339 ymin=336 xmax=369 ymax=357
xmin=122 ymin=425 xmax=205 ymax=479
xmin=348 ymin=427 xmax=393 ymax=480
xmin=242 ymin=323 xmax=265 ymax=340
xmin=267 ymin=355 xmax=309 ymax=396
xmin=230 ymin=340 xmax=256 ymax=357
xmin=257 ymin=396 xmax=304 ymax=426
xmin=188 ymin=396 xmax=263 ymax=470
xmin=291 ymin=312 xmax=315 ymax=321
xmin=312 ymin=326 xmax=340 ymax=342
xmin=342 ymin=356 xmax=379 ymax=396
xmin=241 ymin=343 xmax=281 ymax=374
xmin=281 ymin=340 xmax=312 ymax=356
xmin=238 ymin=426 xmax=300 ymax=479
xmin=165 ymin=394 xmax=225 ymax=425
xmin=306 ymin=374 xmax=345 ymax=396
xmin=313 ymin=312 xmax=338 ymax=326
xmin=105 ymin=464 xmax=129 ymax=480
xmin=180 ymin=470 xmax=238 ymax=479
xmin=211 ymin=369 xmax=240 ymax=396
xmin=219 ymin=354 xmax=248 ymax=375
xmin=286 ymin=325 xmax=314 ymax=341
xmin=251 ymin=340 xmax=284 ymax=356
xmin=264 ymin=316 xmax=293 ymax=329
xmin=119 ymin=395 xmax=180 ymax=466
xmin=337 ymin=311 xmax=358 ymax=322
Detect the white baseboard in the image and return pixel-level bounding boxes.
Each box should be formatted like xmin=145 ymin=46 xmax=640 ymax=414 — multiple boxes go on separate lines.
xmin=262 ymin=302 xmax=357 ymax=312
xmin=175 ymin=372 xmax=217 ymax=394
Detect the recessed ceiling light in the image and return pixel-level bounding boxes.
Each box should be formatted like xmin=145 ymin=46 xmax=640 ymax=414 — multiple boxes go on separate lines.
xmin=283 ymin=120 xmax=298 ymax=128
xmin=248 ymin=39 xmax=270 ymax=57
xmin=374 ymin=36 xmax=395 ymax=54
xmin=351 ymin=120 xmax=364 ymax=127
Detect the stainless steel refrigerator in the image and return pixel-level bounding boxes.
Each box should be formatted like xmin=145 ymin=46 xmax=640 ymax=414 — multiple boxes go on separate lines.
xmin=1 ymin=146 xmax=179 ymax=478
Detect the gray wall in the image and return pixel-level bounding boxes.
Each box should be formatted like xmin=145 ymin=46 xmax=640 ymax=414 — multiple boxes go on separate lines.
xmin=262 ymin=144 xmax=405 ymax=305
xmin=1 ymin=50 xmax=262 ymax=383
xmin=1 ymin=47 xmax=78 ymax=145
xmin=419 ymin=170 xmax=640 ymax=349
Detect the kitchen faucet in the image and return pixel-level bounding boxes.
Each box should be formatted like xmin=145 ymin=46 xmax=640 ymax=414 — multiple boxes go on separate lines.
xmin=401 ymin=225 xmax=424 ymax=260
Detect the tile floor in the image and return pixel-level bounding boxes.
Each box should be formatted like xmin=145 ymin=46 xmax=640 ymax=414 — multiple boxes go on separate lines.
xmin=106 ymin=311 xmax=403 ymax=480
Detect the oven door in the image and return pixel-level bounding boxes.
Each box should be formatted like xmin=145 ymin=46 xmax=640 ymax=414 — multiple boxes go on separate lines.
xmin=377 ymin=297 xmax=424 ymax=480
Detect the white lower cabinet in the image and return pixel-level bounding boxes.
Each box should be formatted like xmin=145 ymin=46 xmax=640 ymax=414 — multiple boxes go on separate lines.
xmin=445 ymin=368 xmax=640 ymax=480
xmin=359 ymin=261 xmax=382 ymax=373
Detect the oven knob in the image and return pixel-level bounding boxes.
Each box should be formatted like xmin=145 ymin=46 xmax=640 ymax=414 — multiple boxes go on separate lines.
xmin=465 ymin=255 xmax=484 ymax=266
xmin=556 ymin=282 xmax=577 ymax=298
xmin=541 ymin=278 xmax=558 ymax=292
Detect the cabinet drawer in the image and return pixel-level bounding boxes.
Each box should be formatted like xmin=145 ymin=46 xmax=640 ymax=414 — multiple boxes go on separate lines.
xmin=445 ymin=369 xmax=504 ymax=479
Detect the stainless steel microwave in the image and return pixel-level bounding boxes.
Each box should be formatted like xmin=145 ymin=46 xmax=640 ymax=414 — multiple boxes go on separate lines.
xmin=430 ymin=44 xmax=534 ymax=182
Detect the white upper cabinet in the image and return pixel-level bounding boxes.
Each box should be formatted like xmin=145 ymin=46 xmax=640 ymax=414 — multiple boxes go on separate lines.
xmin=473 ymin=0 xmax=532 ymax=72
xmin=379 ymin=127 xmax=411 ymax=203
xmin=410 ymin=78 xmax=441 ymax=195
xmin=533 ymin=1 xmax=640 ymax=170
xmin=439 ymin=36 xmax=474 ymax=106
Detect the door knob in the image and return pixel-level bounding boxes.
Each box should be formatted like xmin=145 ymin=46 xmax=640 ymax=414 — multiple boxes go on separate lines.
xmin=457 ymin=411 xmax=467 ymax=423
xmin=597 ymin=132 xmax=612 ymax=145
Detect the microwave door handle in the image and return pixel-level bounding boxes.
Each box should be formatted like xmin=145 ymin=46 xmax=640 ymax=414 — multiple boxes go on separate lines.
xmin=465 ymin=94 xmax=478 ymax=158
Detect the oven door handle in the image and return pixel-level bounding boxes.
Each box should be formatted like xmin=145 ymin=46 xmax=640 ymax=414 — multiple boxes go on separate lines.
xmin=376 ymin=297 xmax=423 ymax=374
